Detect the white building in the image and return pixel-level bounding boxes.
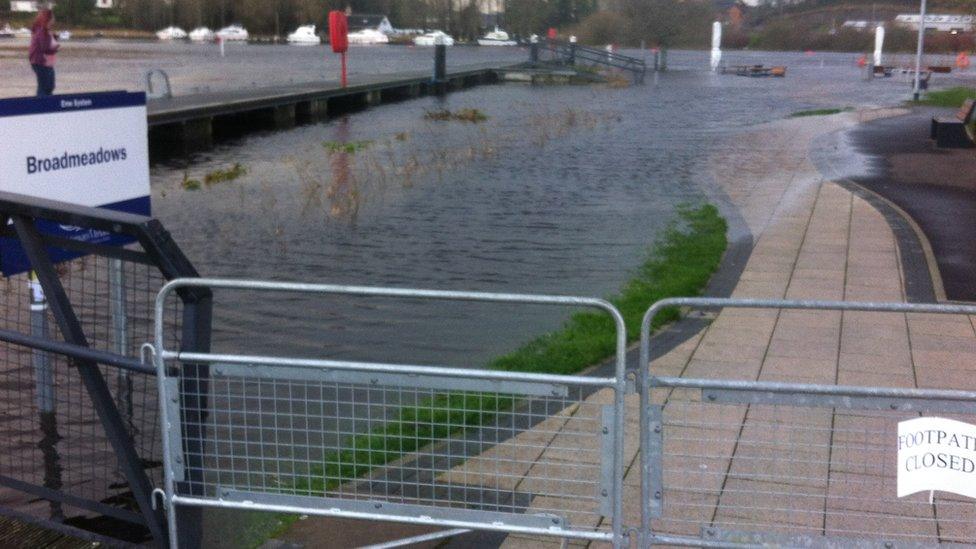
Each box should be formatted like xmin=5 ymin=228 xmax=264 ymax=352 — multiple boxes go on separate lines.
xmin=95 ymin=0 xmax=114 ymax=8
xmin=842 ymin=20 xmax=885 ymax=31
xmin=894 ymin=14 xmax=974 ymax=33
xmin=9 ymin=1 xmax=40 ymax=12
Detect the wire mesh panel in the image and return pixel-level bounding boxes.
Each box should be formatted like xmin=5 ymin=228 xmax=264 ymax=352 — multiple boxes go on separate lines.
xmin=638 ymin=298 xmax=976 ymax=548
xmin=154 ymin=278 xmax=628 ymax=546
xmin=0 ymin=253 xmax=180 ymax=538
xmin=652 ymin=398 xmax=976 ymax=545
xmin=166 ymin=363 xmax=615 ymax=535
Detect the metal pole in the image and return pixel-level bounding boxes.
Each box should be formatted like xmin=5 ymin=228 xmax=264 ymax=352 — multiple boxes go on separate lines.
xmin=30 ymin=272 xmax=53 ymax=414
xmin=109 ymin=259 xmax=133 ymax=432
xmin=913 ymin=0 xmax=927 ymax=101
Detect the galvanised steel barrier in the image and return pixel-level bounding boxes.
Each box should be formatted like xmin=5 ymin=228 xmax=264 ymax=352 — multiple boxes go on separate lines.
xmin=151 ymin=278 xmax=630 ymax=548
xmin=638 ymin=298 xmax=976 ymax=548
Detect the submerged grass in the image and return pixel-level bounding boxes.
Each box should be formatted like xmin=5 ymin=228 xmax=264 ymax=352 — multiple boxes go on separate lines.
xmin=790 ymin=107 xmax=852 ymax=118
xmin=203 ymin=163 xmax=248 ymax=185
xmin=250 ymin=204 xmax=727 ymax=546
xmin=424 ymin=108 xmax=489 ymax=123
xmin=323 ymin=140 xmax=374 ymax=154
xmin=913 ymin=87 xmax=976 ymax=107
xmin=305 ymin=204 xmax=726 ymax=489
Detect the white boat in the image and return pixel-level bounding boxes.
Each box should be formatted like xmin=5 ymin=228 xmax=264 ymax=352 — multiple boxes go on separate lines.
xmin=347 ymin=28 xmax=389 ymax=45
xmin=477 ymin=28 xmax=516 ymax=46
xmin=0 ymin=25 xmax=14 ymax=39
xmin=12 ymin=27 xmax=32 ymax=38
xmin=156 ymin=26 xmax=187 ymax=40
xmin=189 ymin=26 xmax=214 ymax=42
xmin=286 ymin=24 xmax=320 ymax=44
xmin=57 ymin=30 xmax=71 ymax=41
xmin=216 ymin=25 xmax=249 ymax=41
xmin=413 ymin=30 xmax=454 ymax=46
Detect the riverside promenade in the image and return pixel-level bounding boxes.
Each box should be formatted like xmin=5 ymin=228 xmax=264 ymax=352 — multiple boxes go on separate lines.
xmin=434 ymin=108 xmax=976 ymax=547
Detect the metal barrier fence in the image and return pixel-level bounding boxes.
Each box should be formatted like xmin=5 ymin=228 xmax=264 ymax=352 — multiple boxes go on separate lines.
xmin=152 ymin=278 xmax=630 ymax=548
xmin=0 ymin=191 xmax=210 ymax=546
xmin=638 ymin=298 xmax=976 ymax=548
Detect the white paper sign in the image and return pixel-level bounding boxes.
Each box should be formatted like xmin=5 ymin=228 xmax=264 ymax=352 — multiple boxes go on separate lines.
xmin=897 ymin=417 xmax=976 ymax=499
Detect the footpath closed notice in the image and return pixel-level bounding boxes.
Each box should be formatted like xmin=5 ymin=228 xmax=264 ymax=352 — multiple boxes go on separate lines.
xmin=897 ymin=416 xmax=976 ymax=499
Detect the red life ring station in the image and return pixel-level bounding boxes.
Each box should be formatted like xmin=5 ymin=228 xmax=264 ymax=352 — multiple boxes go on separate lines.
xmin=329 ymin=10 xmax=349 ymax=87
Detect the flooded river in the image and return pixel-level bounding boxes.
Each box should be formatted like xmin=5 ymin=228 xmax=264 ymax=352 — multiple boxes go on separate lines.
xmin=139 ymin=47 xmax=926 ymax=368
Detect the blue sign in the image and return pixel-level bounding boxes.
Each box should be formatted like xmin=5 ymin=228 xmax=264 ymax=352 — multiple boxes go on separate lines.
xmin=0 ymin=90 xmax=150 ymax=276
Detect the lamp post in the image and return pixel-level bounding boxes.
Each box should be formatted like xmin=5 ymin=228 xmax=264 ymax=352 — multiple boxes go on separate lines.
xmin=913 ymin=0 xmax=927 ymax=101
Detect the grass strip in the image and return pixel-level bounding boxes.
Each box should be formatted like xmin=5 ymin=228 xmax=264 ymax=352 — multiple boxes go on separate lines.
xmin=790 ymin=107 xmax=852 ymax=118
xmin=913 ymin=87 xmax=976 ymax=108
xmin=252 ymin=203 xmax=727 ymax=545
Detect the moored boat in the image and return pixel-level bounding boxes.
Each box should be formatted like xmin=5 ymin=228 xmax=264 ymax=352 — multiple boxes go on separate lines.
xmin=347 ymin=28 xmax=389 ymax=45
xmin=0 ymin=25 xmax=14 ymax=39
xmin=189 ymin=26 xmax=214 ymax=42
xmin=216 ymin=25 xmax=249 ymax=41
xmin=477 ymin=28 xmax=516 ymax=46
xmin=156 ymin=26 xmax=187 ymax=40
xmin=413 ymin=30 xmax=454 ymax=46
xmin=287 ymin=24 xmax=321 ymax=44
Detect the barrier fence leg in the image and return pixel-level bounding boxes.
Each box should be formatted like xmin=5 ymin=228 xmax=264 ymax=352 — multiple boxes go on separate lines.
xmin=14 ymin=217 xmax=169 ymax=546
xmin=109 ymin=259 xmax=134 ymax=433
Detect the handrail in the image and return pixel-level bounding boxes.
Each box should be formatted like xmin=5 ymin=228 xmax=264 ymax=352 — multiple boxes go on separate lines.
xmin=0 ymin=326 xmax=152 ymax=374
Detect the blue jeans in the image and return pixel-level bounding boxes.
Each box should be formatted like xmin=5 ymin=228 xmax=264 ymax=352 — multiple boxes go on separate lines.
xmin=31 ymin=64 xmax=55 ymax=96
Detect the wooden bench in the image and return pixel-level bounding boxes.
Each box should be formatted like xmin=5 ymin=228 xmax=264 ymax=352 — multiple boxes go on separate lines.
xmin=931 ymin=98 xmax=976 ymax=148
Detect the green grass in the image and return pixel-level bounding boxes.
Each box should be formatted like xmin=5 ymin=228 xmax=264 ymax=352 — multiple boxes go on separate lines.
xmin=323 ymin=140 xmax=374 ymax=153
xmin=424 ymin=108 xmax=489 ymax=123
xmin=790 ymin=107 xmax=852 ymax=118
xmin=248 ymin=204 xmax=727 ymax=546
xmin=913 ymin=87 xmax=976 ymax=107
xmin=203 ymin=163 xmax=248 ymax=185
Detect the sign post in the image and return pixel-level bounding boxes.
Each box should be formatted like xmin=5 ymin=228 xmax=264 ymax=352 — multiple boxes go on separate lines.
xmin=329 ymin=10 xmax=349 ymax=87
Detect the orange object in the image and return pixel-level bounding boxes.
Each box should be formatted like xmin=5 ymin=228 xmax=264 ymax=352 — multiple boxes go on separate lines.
xmin=957 ymin=52 xmax=970 ymax=69
xmin=857 ymin=54 xmax=867 ymax=67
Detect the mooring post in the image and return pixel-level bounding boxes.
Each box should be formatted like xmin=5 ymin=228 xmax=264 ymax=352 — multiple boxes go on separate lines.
xmin=433 ymin=40 xmax=447 ymax=94
xmin=529 ymin=36 xmax=539 ymax=64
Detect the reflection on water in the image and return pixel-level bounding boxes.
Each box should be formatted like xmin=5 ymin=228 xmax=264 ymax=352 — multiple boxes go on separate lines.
xmin=152 ymin=50 xmax=926 ymax=369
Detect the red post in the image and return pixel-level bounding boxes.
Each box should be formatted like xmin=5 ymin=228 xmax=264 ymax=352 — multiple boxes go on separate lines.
xmin=329 ymin=10 xmax=349 ymax=88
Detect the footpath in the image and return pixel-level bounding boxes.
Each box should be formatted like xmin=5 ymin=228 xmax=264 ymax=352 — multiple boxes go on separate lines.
xmin=482 ymin=108 xmax=976 ymax=547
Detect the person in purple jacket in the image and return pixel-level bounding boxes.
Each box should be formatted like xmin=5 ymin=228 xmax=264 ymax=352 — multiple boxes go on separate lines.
xmin=28 ymin=9 xmax=59 ymax=96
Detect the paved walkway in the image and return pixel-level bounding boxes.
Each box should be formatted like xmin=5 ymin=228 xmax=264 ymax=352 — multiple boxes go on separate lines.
xmin=460 ymin=110 xmax=976 ymax=547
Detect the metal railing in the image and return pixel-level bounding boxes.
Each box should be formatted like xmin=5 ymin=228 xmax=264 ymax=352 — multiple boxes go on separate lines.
xmin=637 ymin=297 xmax=976 ymax=548
xmin=533 ymin=40 xmax=647 ymax=83
xmin=0 ymin=191 xmax=210 ymax=547
xmin=151 ymin=278 xmax=631 ymax=548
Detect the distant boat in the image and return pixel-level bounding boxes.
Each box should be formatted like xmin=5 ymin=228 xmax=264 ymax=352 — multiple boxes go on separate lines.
xmin=0 ymin=25 xmax=14 ymax=39
xmin=477 ymin=28 xmax=516 ymax=46
xmin=189 ymin=27 xmax=214 ymax=42
xmin=413 ymin=31 xmax=454 ymax=46
xmin=156 ymin=26 xmax=187 ymax=40
xmin=287 ymin=24 xmax=320 ymax=45
xmin=216 ymin=25 xmax=249 ymax=41
xmin=12 ymin=27 xmax=31 ymax=38
xmin=57 ymin=30 xmax=71 ymax=41
xmin=347 ymin=28 xmax=389 ymax=45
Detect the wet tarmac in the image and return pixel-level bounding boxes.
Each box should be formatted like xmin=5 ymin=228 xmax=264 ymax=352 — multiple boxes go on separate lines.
xmin=847 ymin=108 xmax=976 ymax=302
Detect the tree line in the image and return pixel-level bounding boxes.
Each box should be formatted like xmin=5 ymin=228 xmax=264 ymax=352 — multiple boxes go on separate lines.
xmin=0 ymin=0 xmax=599 ymax=40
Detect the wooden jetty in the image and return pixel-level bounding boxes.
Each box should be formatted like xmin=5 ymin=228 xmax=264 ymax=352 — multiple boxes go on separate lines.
xmin=147 ymin=62 xmax=511 ymax=152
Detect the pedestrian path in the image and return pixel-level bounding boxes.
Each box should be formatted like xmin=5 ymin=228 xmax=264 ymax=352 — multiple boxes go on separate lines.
xmin=454 ymin=110 xmax=976 ymax=547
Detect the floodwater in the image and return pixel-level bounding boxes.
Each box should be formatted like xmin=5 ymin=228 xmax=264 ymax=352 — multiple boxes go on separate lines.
xmin=138 ymin=46 xmax=929 ymax=369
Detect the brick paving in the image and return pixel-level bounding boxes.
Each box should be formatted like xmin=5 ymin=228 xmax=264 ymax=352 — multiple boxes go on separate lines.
xmin=477 ymin=110 xmax=976 ymax=547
